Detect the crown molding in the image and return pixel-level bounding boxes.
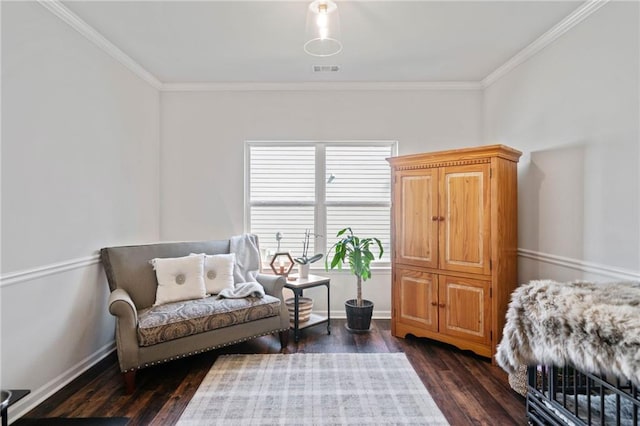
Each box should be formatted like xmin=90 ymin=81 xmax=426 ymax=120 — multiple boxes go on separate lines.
xmin=518 ymin=248 xmax=640 ymax=282
xmin=160 ymin=81 xmax=483 ymax=92
xmin=37 ymin=0 xmax=162 ymax=90
xmin=37 ymin=0 xmax=606 ymax=92
xmin=482 ymin=0 xmax=610 ymax=88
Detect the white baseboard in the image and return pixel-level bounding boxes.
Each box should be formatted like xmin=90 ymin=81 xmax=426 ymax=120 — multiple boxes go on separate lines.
xmin=8 ymin=341 xmax=116 ymax=424
xmin=328 ymin=310 xmax=391 ymax=320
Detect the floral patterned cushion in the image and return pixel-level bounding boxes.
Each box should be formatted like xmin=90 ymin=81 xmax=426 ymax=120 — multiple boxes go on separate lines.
xmin=137 ymin=295 xmax=281 ymax=347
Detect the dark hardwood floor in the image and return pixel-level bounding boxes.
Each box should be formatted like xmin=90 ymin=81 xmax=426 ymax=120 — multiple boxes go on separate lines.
xmin=21 ymin=320 xmax=525 ymax=425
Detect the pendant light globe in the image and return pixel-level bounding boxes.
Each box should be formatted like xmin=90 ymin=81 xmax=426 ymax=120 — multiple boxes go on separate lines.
xmin=304 ymin=0 xmax=342 ymax=57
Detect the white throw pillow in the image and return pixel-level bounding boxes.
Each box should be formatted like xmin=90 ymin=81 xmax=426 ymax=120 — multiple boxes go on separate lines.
xmin=191 ymin=253 xmax=236 ymax=295
xmin=151 ymin=254 xmax=207 ymax=306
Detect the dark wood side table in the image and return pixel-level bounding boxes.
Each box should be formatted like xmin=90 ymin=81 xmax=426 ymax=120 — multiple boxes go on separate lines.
xmin=284 ymin=274 xmax=331 ymax=343
xmin=1 ymin=389 xmax=30 ymax=426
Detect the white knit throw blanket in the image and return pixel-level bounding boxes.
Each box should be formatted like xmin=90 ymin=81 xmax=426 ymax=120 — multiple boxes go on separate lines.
xmin=218 ymin=281 xmax=265 ymax=299
xmin=496 ymin=279 xmax=640 ymax=385
xmin=218 ymin=233 xmax=264 ymax=299
xmin=230 ymin=233 xmax=262 ymax=283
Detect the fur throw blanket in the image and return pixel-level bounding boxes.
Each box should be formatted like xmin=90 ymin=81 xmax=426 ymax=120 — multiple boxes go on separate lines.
xmin=496 ymin=279 xmax=640 ymax=385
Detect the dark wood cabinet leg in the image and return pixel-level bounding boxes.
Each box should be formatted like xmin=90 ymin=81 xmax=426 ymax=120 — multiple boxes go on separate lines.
xmin=279 ymin=330 xmax=289 ymax=349
xmin=123 ymin=371 xmax=136 ymax=394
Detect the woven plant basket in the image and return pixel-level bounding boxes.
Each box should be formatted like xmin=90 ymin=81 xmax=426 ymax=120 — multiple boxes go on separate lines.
xmin=285 ymin=297 xmax=313 ymax=323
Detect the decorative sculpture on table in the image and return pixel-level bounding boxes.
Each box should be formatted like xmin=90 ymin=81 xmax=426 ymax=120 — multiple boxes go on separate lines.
xmin=270 ymin=232 xmax=294 ymax=276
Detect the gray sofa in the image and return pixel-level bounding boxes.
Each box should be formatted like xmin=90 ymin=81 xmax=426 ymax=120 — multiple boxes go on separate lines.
xmin=100 ymin=239 xmax=290 ymax=393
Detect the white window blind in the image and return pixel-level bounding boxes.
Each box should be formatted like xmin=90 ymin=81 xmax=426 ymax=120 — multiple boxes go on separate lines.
xmin=325 ymin=146 xmax=392 ymax=261
xmin=249 ymin=146 xmax=315 ymax=202
xmin=326 ymin=146 xmax=392 ymax=203
xmin=246 ymin=142 xmax=395 ymax=265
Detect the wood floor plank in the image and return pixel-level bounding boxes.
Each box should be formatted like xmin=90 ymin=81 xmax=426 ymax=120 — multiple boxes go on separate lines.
xmin=402 ymin=346 xmax=474 ymax=425
xmin=18 ymin=320 xmax=525 ymax=425
xmin=453 ymin=351 xmax=527 ymax=424
xmin=145 ymin=355 xmax=217 ymax=426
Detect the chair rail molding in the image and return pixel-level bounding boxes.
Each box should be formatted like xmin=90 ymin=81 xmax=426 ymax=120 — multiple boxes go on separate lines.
xmin=0 ymin=254 xmax=101 ymax=288
xmin=518 ymin=248 xmax=640 ymax=281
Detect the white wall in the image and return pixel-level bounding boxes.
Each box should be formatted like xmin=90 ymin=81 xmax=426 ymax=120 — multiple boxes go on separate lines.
xmin=3 ymin=0 xmax=638 ymax=418
xmin=1 ymin=1 xmax=160 ymax=416
xmin=160 ymin=89 xmax=483 ymax=314
xmin=484 ymin=1 xmax=640 ymax=283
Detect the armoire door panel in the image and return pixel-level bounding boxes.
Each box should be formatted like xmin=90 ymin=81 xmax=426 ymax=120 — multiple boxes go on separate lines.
xmin=438 ymin=275 xmax=491 ymax=345
xmin=394 ymin=170 xmax=438 ymax=268
xmin=439 ymin=164 xmax=491 ymax=275
xmin=394 ymin=268 xmax=438 ymax=332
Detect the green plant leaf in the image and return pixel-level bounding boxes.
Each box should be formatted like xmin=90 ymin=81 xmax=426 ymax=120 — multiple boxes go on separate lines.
xmin=325 ymin=228 xmax=384 ymax=297
xmin=374 ymin=238 xmax=384 ymax=258
xmin=330 ymin=252 xmax=342 ymax=268
xmin=336 ymin=227 xmax=351 ymax=237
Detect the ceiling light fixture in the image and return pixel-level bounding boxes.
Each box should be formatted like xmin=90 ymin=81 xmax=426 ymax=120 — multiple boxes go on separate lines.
xmin=304 ymin=0 xmax=342 ymax=57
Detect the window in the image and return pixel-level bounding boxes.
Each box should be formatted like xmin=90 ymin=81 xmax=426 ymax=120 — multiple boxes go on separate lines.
xmin=246 ymin=141 xmax=396 ymax=266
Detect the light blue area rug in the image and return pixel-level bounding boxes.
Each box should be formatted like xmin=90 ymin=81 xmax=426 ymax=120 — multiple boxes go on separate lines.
xmin=177 ymin=353 xmax=449 ymax=425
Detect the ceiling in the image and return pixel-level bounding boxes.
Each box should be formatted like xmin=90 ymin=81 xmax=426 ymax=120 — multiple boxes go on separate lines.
xmin=61 ymin=1 xmax=581 ymax=84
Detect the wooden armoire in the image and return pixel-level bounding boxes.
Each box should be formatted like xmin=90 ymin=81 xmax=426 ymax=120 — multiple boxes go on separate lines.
xmin=387 ymin=145 xmax=521 ymax=359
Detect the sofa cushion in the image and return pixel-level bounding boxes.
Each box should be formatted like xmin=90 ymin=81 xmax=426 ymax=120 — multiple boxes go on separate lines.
xmin=137 ymin=294 xmax=281 ymax=347
xmin=151 ymin=255 xmax=207 ymax=306
xmin=191 ymin=253 xmax=235 ymax=295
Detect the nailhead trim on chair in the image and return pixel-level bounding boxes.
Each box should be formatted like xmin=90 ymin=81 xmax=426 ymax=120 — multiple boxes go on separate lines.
xmin=123 ymin=328 xmax=289 ymax=372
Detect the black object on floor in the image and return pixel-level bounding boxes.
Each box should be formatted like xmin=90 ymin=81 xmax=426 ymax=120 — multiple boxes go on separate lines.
xmin=13 ymin=418 xmax=128 ymax=426
xmin=2 ymin=389 xmax=31 ymax=426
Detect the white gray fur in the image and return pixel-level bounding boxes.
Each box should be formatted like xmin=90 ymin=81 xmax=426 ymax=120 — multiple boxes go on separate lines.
xmin=496 ymin=279 xmax=640 ymax=386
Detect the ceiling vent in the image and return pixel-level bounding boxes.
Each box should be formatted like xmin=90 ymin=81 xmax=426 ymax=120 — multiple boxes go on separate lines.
xmin=313 ymin=65 xmax=340 ymax=73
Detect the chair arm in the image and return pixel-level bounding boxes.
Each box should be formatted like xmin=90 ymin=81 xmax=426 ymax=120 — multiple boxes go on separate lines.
xmin=108 ymin=288 xmax=141 ymax=372
xmin=256 ymin=273 xmax=285 ymax=299
xmin=108 ymin=288 xmax=138 ymax=325
xmin=256 ymin=274 xmax=289 ymax=330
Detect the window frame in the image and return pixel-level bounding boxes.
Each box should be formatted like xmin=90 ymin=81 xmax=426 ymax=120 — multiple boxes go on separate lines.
xmin=245 ymin=140 xmax=398 ymax=268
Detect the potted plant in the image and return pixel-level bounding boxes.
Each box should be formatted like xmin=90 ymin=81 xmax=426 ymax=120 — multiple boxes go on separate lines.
xmin=293 ymin=229 xmax=323 ymax=278
xmin=325 ymin=227 xmax=384 ymax=332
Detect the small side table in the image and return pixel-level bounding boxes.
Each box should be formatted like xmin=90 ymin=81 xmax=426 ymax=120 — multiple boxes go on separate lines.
xmin=284 ymin=274 xmax=331 ymax=343
xmin=1 ymin=389 xmax=30 ymax=426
